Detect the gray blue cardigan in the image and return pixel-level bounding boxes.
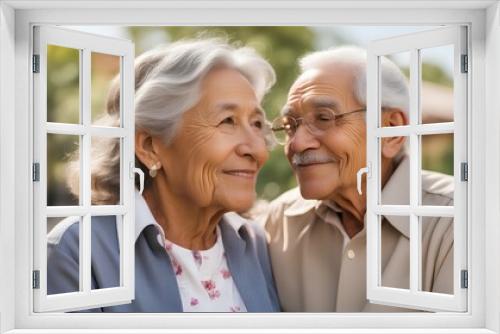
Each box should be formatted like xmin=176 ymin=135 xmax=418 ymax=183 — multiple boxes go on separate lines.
xmin=47 ymin=210 xmax=280 ymax=312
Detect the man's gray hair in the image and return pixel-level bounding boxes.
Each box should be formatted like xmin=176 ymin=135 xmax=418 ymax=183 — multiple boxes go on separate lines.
xmin=299 ymin=46 xmax=409 ymax=115
xmin=67 ymin=38 xmax=276 ymax=204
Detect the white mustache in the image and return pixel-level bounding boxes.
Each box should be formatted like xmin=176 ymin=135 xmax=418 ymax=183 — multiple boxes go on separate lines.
xmin=292 ymin=151 xmax=337 ymax=166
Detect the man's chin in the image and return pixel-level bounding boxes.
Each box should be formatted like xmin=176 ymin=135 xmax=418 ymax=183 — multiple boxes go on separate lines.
xmin=298 ymin=185 xmax=332 ymax=200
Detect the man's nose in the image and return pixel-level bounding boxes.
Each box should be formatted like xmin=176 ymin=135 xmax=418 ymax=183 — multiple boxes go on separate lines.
xmin=288 ymin=123 xmax=321 ymax=153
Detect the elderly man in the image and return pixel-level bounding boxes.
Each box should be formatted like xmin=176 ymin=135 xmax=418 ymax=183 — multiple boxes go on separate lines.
xmin=261 ymin=46 xmax=454 ymax=312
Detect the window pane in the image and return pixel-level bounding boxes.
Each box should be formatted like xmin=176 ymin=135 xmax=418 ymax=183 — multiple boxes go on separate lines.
xmin=47 ymin=133 xmax=80 ymax=206
xmin=421 ymin=134 xmax=454 ymax=206
xmin=420 ymin=45 xmax=454 ymax=124
xmin=91 ymin=215 xmax=122 ymax=290
xmin=379 ymin=136 xmax=409 ymax=205
xmin=420 ymin=216 xmax=454 ymax=294
xmin=91 ymin=52 xmax=121 ymax=127
xmin=47 ymin=216 xmax=81 ymax=295
xmin=47 ymin=45 xmax=80 ymax=124
xmin=379 ymin=51 xmax=410 ymax=128
xmin=91 ymin=137 xmax=122 ymax=205
xmin=380 ymin=215 xmax=410 ymax=290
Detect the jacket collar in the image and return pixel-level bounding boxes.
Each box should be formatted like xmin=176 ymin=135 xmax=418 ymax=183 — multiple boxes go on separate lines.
xmin=283 ymin=156 xmax=411 ymax=239
xmin=132 ymin=191 xmax=272 ymax=311
xmin=219 ymin=216 xmax=276 ymax=312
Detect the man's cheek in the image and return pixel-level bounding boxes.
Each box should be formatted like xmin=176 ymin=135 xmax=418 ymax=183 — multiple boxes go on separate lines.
xmin=336 ymin=128 xmax=365 ymax=179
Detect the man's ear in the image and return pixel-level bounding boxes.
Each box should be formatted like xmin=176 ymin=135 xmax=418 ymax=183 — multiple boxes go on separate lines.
xmin=381 ymin=108 xmax=408 ymax=159
xmin=135 ymin=129 xmax=159 ymax=169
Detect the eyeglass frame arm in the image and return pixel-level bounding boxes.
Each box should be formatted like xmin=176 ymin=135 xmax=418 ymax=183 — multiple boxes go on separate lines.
xmin=271 ymin=108 xmax=367 ymax=135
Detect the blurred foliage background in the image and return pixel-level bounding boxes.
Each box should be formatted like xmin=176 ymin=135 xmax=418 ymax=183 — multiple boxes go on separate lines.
xmin=46 ymin=26 xmax=454 ymax=208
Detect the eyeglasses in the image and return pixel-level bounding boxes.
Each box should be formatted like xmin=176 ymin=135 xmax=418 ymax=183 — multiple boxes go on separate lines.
xmin=271 ymin=108 xmax=366 ymax=145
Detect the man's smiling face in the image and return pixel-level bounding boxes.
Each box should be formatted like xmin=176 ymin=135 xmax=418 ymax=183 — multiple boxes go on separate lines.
xmin=284 ymin=64 xmax=367 ymax=200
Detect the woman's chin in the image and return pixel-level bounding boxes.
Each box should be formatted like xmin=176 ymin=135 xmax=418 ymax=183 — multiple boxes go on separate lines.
xmin=222 ymin=194 xmax=255 ymax=213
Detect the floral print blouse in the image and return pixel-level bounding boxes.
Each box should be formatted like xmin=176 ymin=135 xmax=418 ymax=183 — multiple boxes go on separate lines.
xmin=160 ymin=226 xmax=247 ymax=312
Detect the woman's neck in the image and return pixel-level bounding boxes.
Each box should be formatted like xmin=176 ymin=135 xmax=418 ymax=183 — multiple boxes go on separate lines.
xmin=142 ymin=182 xmax=224 ymax=251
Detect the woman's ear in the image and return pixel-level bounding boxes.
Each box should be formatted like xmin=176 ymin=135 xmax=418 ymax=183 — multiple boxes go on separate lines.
xmin=381 ymin=108 xmax=408 ymax=159
xmin=135 ymin=129 xmax=159 ymax=169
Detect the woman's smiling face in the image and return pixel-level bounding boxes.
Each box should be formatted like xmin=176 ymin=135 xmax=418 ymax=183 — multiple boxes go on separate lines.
xmin=156 ymin=67 xmax=270 ymax=212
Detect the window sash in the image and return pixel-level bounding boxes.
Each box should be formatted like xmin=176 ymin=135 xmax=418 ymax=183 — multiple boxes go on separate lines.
xmin=366 ymin=25 xmax=468 ymax=312
xmin=4 ymin=4 xmax=492 ymax=332
xmin=32 ymin=25 xmax=136 ymax=313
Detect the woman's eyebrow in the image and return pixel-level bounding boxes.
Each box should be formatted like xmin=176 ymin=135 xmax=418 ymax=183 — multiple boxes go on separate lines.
xmin=254 ymin=106 xmax=265 ymax=117
xmin=215 ymin=102 xmax=265 ymax=117
xmin=215 ymin=102 xmax=238 ymax=112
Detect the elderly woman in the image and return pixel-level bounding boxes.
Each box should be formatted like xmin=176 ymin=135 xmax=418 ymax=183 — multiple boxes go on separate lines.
xmin=47 ymin=39 xmax=280 ymax=312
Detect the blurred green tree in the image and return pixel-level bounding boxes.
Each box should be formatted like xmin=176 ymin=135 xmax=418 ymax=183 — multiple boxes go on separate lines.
xmin=46 ymin=26 xmax=454 ymax=207
xmin=129 ymin=26 xmax=323 ymax=199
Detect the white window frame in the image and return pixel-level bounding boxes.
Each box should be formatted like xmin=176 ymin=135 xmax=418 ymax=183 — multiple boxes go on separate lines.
xmin=365 ymin=25 xmax=468 ymax=312
xmin=1 ymin=1 xmax=499 ymax=333
xmin=32 ymin=25 xmax=136 ymax=312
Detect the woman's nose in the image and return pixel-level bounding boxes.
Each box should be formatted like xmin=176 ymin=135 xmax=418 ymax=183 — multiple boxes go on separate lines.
xmin=235 ymin=126 xmax=269 ymax=163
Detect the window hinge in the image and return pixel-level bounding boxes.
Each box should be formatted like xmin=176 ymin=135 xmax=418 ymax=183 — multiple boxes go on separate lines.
xmin=32 ymin=270 xmax=40 ymax=289
xmin=461 ymin=270 xmax=468 ymax=289
xmin=461 ymin=54 xmax=468 ymax=73
xmin=461 ymin=162 xmax=468 ymax=182
xmin=33 ymin=163 xmax=40 ymax=182
xmin=32 ymin=55 xmax=40 ymax=73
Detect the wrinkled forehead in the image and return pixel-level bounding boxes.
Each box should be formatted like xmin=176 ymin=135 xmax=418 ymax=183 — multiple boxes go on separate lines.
xmin=284 ymin=66 xmax=357 ymax=115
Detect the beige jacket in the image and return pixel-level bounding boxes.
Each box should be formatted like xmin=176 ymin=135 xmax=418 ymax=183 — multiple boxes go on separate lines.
xmin=259 ymin=157 xmax=454 ymax=312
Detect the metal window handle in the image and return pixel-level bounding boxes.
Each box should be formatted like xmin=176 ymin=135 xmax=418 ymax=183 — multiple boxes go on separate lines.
xmin=130 ymin=162 xmax=145 ymax=194
xmin=356 ymin=165 xmax=371 ymax=195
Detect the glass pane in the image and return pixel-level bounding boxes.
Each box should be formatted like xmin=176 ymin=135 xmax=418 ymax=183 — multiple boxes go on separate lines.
xmin=380 ymin=215 xmax=410 ymax=290
xmin=379 ymin=136 xmax=409 ymax=205
xmin=91 ymin=137 xmax=121 ymax=205
xmin=91 ymin=215 xmax=121 ymax=290
xmin=420 ymin=45 xmax=454 ymax=124
xmin=379 ymin=51 xmax=410 ymax=128
xmin=47 ymin=45 xmax=80 ymax=124
xmin=421 ymin=134 xmax=454 ymax=206
xmin=91 ymin=52 xmax=121 ymax=127
xmin=47 ymin=216 xmax=81 ymax=295
xmin=420 ymin=216 xmax=454 ymax=294
xmin=47 ymin=134 xmax=80 ymax=206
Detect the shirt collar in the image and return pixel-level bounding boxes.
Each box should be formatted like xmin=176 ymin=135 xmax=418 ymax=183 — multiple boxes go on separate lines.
xmin=283 ymin=192 xmax=318 ymax=217
xmin=283 ymin=155 xmax=410 ymax=239
xmin=283 ymin=189 xmax=341 ymax=218
xmin=221 ymin=211 xmax=246 ymax=235
xmin=134 ymin=190 xmax=163 ymax=242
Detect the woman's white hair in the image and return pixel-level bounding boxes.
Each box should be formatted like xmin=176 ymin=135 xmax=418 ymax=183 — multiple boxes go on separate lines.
xmin=133 ymin=38 xmax=276 ymax=144
xmin=299 ymin=45 xmax=409 ymax=115
xmin=67 ymin=38 xmax=276 ymax=204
